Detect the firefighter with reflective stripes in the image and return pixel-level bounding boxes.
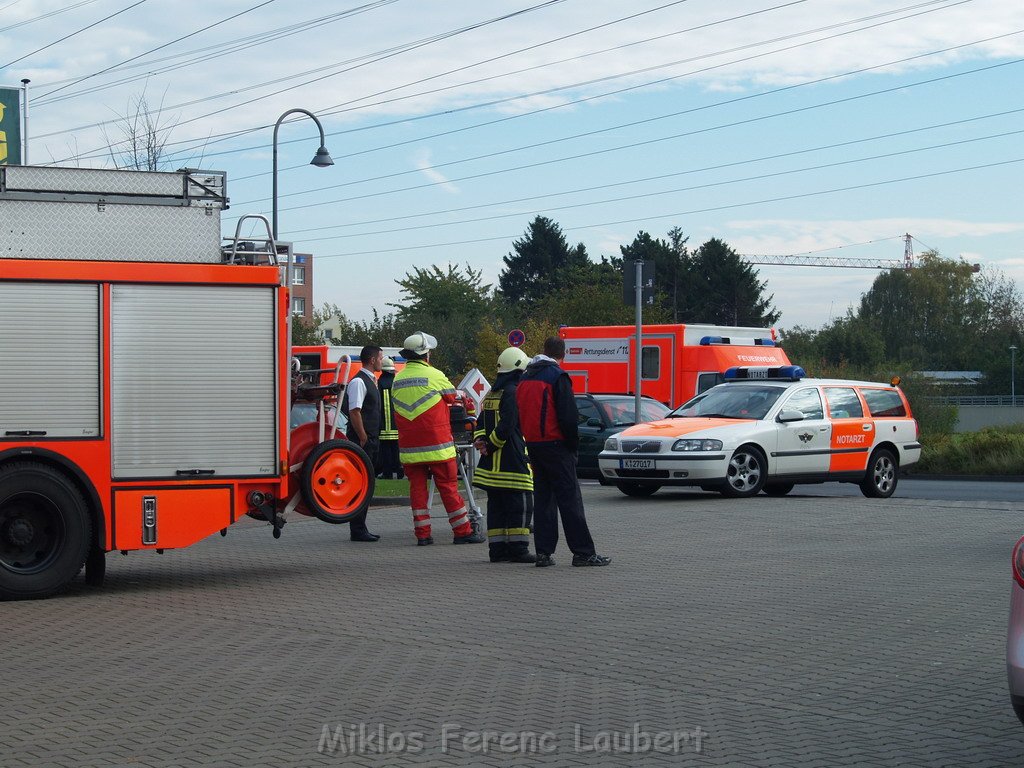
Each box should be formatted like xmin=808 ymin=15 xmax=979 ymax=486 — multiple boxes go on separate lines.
xmin=392 ymin=332 xmax=485 ymax=546
xmin=473 ymin=347 xmax=536 ymax=563
xmin=377 ymin=355 xmax=403 ymax=480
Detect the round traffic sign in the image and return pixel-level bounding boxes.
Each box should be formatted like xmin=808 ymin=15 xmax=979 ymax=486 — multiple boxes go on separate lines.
xmin=507 ymin=329 xmax=526 ymax=347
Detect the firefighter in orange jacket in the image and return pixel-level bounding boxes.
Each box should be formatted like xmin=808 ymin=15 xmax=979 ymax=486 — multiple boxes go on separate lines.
xmin=392 ymin=331 xmax=485 ymax=546
xmin=473 ymin=347 xmax=535 ymax=563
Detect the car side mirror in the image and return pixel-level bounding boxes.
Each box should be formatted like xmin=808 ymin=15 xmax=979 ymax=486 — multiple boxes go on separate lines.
xmin=777 ymin=409 xmax=806 ymax=423
xmin=586 ymin=417 xmax=604 ymax=429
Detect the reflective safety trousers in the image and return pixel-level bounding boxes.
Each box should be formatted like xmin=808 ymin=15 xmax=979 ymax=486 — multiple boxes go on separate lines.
xmin=392 ymin=359 xmax=458 ymax=464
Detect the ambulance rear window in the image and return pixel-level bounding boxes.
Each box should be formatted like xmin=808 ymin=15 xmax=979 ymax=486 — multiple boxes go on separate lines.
xmin=861 ymin=388 xmax=907 ymax=418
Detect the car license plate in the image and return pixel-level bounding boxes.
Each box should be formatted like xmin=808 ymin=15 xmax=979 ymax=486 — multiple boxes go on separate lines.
xmin=620 ymin=459 xmax=654 ymax=470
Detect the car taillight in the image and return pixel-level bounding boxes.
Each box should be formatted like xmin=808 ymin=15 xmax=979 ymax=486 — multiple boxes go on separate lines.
xmin=1013 ymin=536 xmax=1024 ymax=589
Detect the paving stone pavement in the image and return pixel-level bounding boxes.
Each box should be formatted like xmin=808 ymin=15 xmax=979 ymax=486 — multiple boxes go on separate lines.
xmin=3 ymin=487 xmax=1023 ymax=767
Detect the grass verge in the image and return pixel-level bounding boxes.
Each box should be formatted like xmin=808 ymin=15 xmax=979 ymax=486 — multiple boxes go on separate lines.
xmin=913 ymin=424 xmax=1024 ymax=475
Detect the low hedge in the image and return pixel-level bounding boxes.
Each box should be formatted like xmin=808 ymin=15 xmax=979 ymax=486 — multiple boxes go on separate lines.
xmin=912 ymin=424 xmax=1024 ymax=476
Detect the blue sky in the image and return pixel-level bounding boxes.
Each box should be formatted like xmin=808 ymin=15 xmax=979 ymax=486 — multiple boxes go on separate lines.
xmin=3 ymin=0 xmax=1022 ymax=331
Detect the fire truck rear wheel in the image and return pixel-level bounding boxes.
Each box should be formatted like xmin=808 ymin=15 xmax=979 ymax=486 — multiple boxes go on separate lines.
xmin=0 ymin=462 xmax=92 ymax=601
xmin=300 ymin=439 xmax=376 ymax=524
xmin=616 ymin=482 xmax=661 ymax=498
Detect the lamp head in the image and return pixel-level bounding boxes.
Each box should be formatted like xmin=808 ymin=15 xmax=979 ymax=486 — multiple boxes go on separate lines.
xmin=311 ymin=146 xmax=334 ymax=167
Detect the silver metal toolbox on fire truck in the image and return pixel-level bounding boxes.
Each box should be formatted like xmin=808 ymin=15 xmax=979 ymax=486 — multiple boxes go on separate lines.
xmin=0 ymin=165 xmax=226 ymax=263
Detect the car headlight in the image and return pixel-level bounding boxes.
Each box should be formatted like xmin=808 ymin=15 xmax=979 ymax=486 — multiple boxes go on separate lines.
xmin=604 ymin=437 xmax=619 ymax=451
xmin=671 ymin=438 xmax=723 ymax=452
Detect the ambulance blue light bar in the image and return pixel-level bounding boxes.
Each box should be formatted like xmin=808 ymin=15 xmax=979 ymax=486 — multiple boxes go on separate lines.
xmin=700 ymin=336 xmax=776 ymax=346
xmin=724 ymin=365 xmax=805 ymax=381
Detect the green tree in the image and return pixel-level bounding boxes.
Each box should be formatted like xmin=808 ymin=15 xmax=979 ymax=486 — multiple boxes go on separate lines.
xmin=473 ymin=317 xmax=560 ymax=372
xmin=498 ymin=216 xmax=590 ymax=308
xmin=620 ymin=228 xmax=691 ymax=321
xmin=389 ymin=263 xmax=496 ymax=375
xmin=291 ymin=302 xmax=345 ymax=346
xmin=685 ymin=238 xmax=781 ymax=326
xmin=857 ymin=251 xmax=981 ymax=367
xmin=854 ymin=250 xmax=1024 ymax=387
xmin=533 ymin=260 xmax=661 ymax=327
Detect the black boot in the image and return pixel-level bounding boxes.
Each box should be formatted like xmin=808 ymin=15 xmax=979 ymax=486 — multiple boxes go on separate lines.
xmin=506 ymin=543 xmax=536 ymax=563
xmin=489 ymin=542 xmax=510 ymax=562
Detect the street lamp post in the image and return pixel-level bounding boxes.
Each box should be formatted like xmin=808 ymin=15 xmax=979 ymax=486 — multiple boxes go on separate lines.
xmin=1011 ymin=345 xmax=1018 ymax=406
xmin=271 ymin=107 xmax=334 ymax=241
xmin=270 ymin=108 xmax=333 ymax=455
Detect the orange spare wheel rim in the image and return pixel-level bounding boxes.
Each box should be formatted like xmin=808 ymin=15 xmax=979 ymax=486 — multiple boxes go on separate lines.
xmin=298 ymin=439 xmax=375 ymax=524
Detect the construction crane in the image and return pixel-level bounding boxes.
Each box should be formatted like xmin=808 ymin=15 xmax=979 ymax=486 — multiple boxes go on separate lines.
xmin=742 ymin=234 xmax=916 ymax=270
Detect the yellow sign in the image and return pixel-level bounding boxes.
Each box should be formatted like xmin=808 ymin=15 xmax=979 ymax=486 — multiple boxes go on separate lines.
xmin=0 ymin=87 xmax=23 ymax=165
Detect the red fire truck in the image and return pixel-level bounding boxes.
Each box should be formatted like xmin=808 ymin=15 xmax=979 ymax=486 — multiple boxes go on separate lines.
xmin=559 ymin=323 xmax=792 ymax=407
xmin=0 ymin=166 xmax=373 ymax=600
xmin=292 ymin=344 xmax=405 ymax=383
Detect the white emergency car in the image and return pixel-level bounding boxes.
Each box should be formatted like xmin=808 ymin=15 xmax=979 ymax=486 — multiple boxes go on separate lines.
xmin=598 ymin=366 xmax=921 ymax=499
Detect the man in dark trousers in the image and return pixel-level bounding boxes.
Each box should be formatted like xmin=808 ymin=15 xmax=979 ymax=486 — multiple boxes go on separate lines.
xmin=340 ymin=344 xmax=383 ymax=542
xmin=516 ymin=337 xmax=611 ymax=568
xmin=377 ymin=355 xmax=403 ymax=480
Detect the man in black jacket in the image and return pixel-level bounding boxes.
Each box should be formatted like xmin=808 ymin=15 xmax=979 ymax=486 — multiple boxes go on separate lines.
xmin=340 ymin=345 xmax=383 ymax=542
xmin=515 ymin=337 xmax=611 ymax=568
xmin=377 ymin=356 xmax=403 ymax=480
xmin=473 ymin=347 xmax=535 ymax=563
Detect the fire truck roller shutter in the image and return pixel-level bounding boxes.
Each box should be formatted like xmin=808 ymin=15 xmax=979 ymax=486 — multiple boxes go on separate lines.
xmin=0 ymin=282 xmax=100 ymax=438
xmin=110 ymin=284 xmax=278 ymax=479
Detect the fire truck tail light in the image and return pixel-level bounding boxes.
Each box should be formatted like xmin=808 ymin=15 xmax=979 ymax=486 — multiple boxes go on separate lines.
xmin=1013 ymin=536 xmax=1024 ymax=589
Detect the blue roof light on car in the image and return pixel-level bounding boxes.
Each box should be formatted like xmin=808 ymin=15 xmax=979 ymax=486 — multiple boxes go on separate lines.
xmin=724 ymin=365 xmax=805 ymax=381
xmin=699 ymin=336 xmax=726 ymax=345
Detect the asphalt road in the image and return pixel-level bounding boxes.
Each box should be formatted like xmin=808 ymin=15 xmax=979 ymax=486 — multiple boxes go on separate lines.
xmin=582 ymin=476 xmax=1024 ymax=503
xmin=3 ymin=484 xmax=1023 ymax=767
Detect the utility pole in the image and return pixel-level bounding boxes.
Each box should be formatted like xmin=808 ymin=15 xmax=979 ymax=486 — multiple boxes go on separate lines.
xmin=20 ymin=79 xmax=29 ymax=164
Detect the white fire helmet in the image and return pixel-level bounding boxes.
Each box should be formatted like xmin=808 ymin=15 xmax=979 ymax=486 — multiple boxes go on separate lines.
xmin=403 ymin=331 xmax=438 ymax=356
xmin=497 ymin=346 xmax=530 ymax=374
xmin=381 ymin=355 xmax=396 ymax=372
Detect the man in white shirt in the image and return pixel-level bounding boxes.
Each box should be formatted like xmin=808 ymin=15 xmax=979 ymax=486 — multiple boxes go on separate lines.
xmin=340 ymin=345 xmax=383 ymax=541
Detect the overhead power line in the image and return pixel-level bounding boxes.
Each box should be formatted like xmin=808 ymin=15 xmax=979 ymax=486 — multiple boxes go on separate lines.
xmin=273 ymin=130 xmax=1024 ymax=242
xmin=35 ymin=0 xmax=282 ymax=101
xmin=229 ymin=14 xmax=1011 ymax=207
xmin=40 ymin=0 xmax=573 ymax=163
xmin=37 ymin=0 xmax=692 ymax=112
xmin=226 ymin=56 xmax=1024 ymax=219
xmin=259 ymin=117 xmax=1024 ymax=237
xmin=155 ymin=0 xmax=963 ymax=170
xmin=0 ymin=0 xmax=102 ymax=36
xmin=32 ymin=1 xmax=400 ymax=92
xmin=48 ymin=0 xmax=957 ymax=165
xmin=0 ymin=0 xmax=150 ymax=70
xmin=296 ymin=157 xmax=1024 ymax=260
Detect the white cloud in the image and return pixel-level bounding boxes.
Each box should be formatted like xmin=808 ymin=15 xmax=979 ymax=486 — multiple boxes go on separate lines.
xmin=413 ymin=149 xmax=458 ymax=193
